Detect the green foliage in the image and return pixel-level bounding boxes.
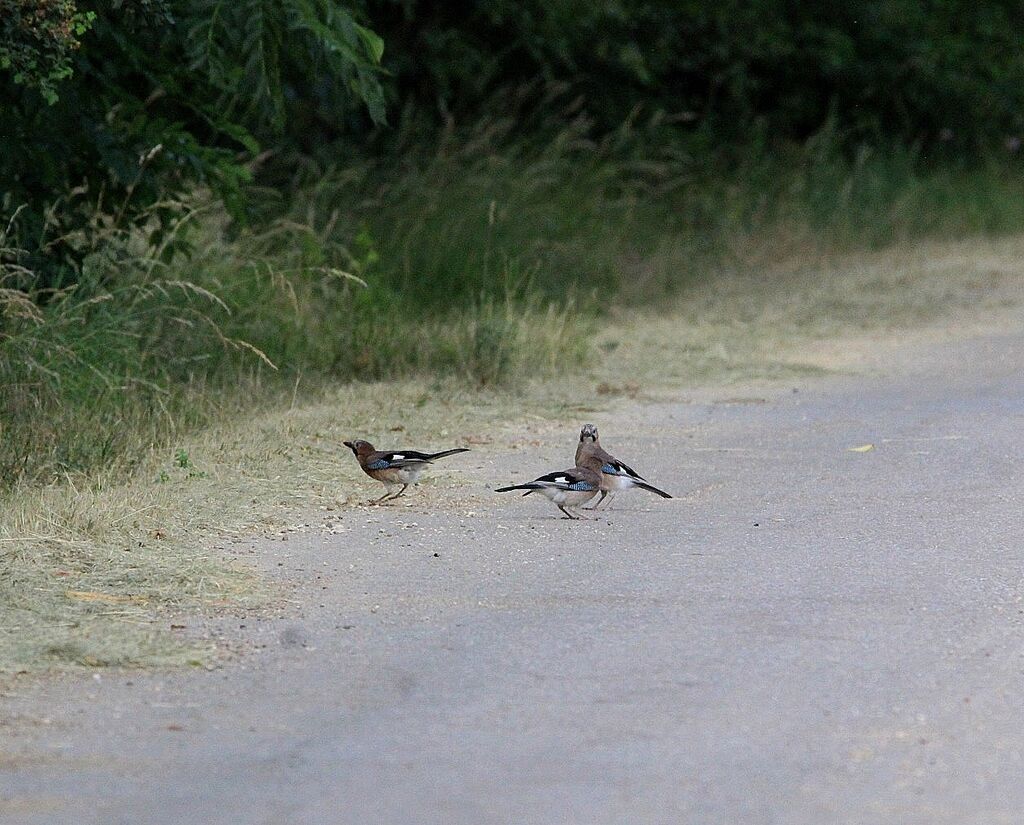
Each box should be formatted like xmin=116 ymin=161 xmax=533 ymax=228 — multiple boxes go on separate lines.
xmin=362 ymin=0 xmax=1024 ymax=148
xmin=5 ymin=0 xmax=1024 ymax=284
xmin=0 ymin=0 xmax=95 ymax=104
xmin=306 ymin=118 xmax=1024 ymax=309
xmin=326 ymin=120 xmax=665 ymax=310
xmin=184 ymin=0 xmax=386 ymax=132
xmin=0 ymin=174 xmax=587 ymax=483
xmin=0 ymin=0 xmax=385 ymax=282
xmin=0 ymin=201 xmax=252 ymax=482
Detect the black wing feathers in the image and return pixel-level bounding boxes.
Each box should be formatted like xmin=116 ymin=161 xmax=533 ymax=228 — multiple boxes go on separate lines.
xmin=381 ymin=450 xmax=433 ymax=462
xmin=368 ymin=447 xmax=469 ymax=468
xmin=495 ymin=467 xmax=590 ymax=493
xmin=535 ymin=470 xmax=576 ymax=485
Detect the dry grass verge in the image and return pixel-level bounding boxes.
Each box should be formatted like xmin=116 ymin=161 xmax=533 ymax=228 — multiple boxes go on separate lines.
xmin=598 ymin=233 xmax=1024 ymax=389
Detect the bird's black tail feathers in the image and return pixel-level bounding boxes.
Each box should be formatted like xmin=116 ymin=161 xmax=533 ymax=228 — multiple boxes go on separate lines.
xmin=427 ymin=448 xmax=471 ymax=461
xmin=635 ymin=480 xmax=672 ymax=498
xmin=495 ymin=483 xmax=542 ymax=493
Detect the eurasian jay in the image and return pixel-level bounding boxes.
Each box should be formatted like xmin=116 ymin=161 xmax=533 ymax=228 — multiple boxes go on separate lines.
xmin=495 ymin=453 xmax=606 ymax=519
xmin=576 ymin=423 xmax=671 ymax=509
xmin=344 ymin=439 xmax=469 ymax=503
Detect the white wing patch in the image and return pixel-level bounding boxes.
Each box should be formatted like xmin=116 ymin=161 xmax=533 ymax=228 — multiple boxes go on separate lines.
xmin=615 ymin=461 xmax=643 ymax=480
xmin=391 ymin=454 xmax=405 ymax=461
xmin=553 ymin=476 xmax=569 ymax=484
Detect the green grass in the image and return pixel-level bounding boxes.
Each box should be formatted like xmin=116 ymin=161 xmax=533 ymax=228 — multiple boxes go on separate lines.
xmin=319 ymin=122 xmax=1024 ymax=305
xmin=5 ymin=127 xmax=1024 ymax=486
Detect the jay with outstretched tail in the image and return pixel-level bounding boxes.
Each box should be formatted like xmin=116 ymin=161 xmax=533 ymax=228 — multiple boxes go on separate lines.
xmin=344 ymin=439 xmax=469 ymax=502
xmin=575 ymin=423 xmax=671 ymax=509
xmin=495 ymin=452 xmax=607 ymax=519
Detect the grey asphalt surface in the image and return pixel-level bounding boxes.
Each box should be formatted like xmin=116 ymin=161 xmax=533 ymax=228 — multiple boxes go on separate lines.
xmin=3 ymin=331 xmax=1024 ymax=825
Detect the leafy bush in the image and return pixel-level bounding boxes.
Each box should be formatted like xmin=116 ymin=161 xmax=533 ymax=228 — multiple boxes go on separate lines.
xmin=362 ymin=0 xmax=1024 ymax=148
xmin=0 ymin=0 xmax=95 ymax=103
xmin=0 ymin=0 xmax=384 ymax=281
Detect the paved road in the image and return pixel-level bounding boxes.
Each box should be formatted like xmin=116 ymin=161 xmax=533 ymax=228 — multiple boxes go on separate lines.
xmin=3 ymin=332 xmax=1024 ymax=825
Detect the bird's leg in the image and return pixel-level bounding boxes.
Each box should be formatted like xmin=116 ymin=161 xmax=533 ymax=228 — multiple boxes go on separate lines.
xmin=558 ymin=505 xmax=579 ymax=520
xmin=600 ymin=491 xmax=615 ymax=511
xmin=372 ymin=490 xmax=392 ymax=504
xmin=393 ymin=484 xmax=409 ymax=499
xmin=585 ymin=490 xmax=608 ymax=511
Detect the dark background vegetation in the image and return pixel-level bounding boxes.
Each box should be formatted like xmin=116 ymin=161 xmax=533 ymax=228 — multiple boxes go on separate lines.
xmin=3 ymin=0 xmax=1024 ymax=485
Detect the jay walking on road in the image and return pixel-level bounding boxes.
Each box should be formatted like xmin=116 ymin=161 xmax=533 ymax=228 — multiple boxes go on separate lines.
xmin=575 ymin=423 xmax=672 ymax=509
xmin=344 ymin=439 xmax=469 ymax=503
xmin=495 ymin=453 xmax=606 ymax=519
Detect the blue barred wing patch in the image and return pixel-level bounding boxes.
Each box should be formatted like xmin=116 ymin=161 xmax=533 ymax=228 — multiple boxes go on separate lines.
xmin=605 ymin=459 xmax=643 ymax=479
xmin=366 ymin=458 xmax=390 ymax=470
xmin=536 ymin=470 xmax=597 ymax=491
